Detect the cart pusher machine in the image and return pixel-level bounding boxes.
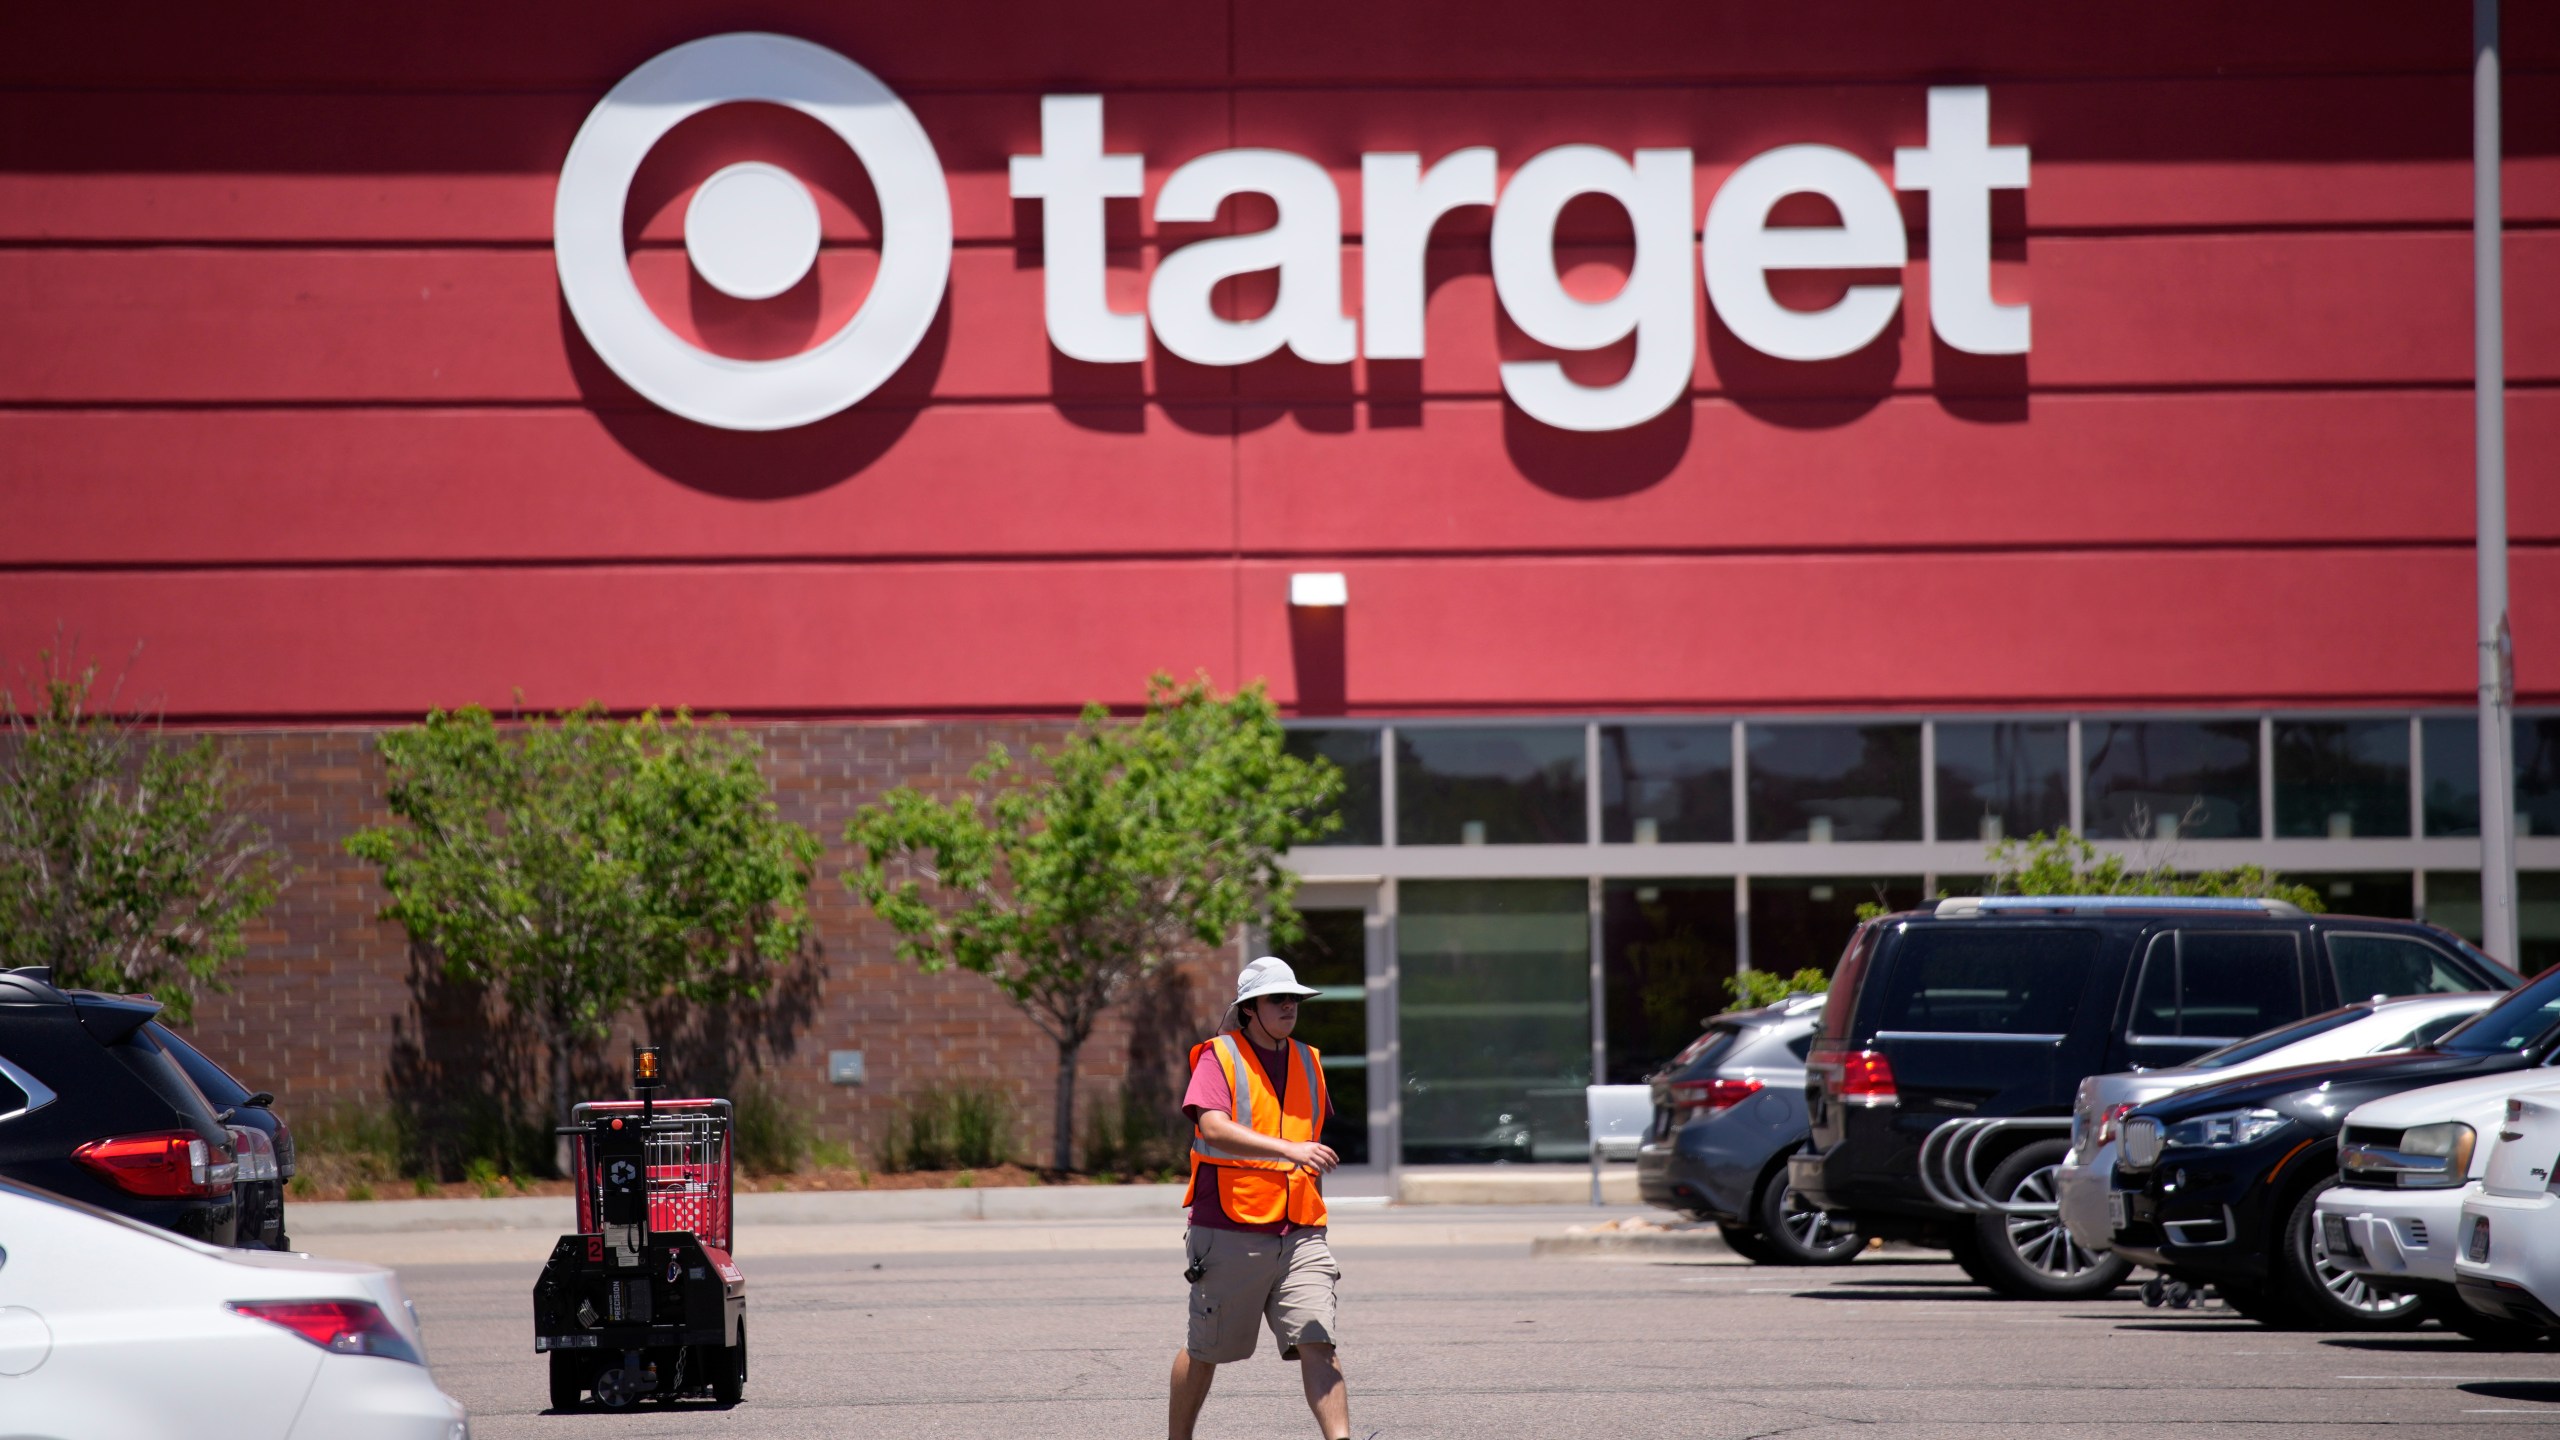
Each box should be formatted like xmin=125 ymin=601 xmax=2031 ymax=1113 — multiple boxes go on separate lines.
xmin=534 ymin=1045 xmax=748 ymax=1409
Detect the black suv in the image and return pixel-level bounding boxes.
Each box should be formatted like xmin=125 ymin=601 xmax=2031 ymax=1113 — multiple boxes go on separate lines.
xmin=1790 ymin=897 xmax=2512 ymax=1299
xmin=0 ymin=966 xmax=241 ymax=1244
xmin=150 ymin=1020 xmax=294 ymax=1249
xmin=2109 ymin=962 xmax=2560 ymax=1329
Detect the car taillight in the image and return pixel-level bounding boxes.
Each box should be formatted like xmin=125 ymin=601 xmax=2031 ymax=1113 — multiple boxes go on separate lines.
xmin=272 ymin=1121 xmax=296 ymax=1179
xmin=227 ymin=1125 xmax=280 ymax=1183
xmin=73 ymin=1129 xmax=236 ymax=1197
xmin=1670 ymin=1077 xmax=1764 ymax=1122
xmin=2097 ymin=1104 xmax=2133 ymax=1146
xmin=227 ymin=1300 xmax=422 ymax=1364
xmin=1833 ymin=1050 xmax=1898 ymax=1107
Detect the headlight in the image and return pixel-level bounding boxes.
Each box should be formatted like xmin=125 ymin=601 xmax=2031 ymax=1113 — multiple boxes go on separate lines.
xmin=2340 ymin=1122 xmax=2477 ymax=1190
xmin=2122 ymin=1116 xmax=2163 ymax=1169
xmin=2162 ymin=1107 xmax=2289 ymax=1152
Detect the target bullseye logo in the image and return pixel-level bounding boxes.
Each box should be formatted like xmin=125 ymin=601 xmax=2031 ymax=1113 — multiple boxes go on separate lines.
xmin=554 ymin=33 xmax=952 ymax=432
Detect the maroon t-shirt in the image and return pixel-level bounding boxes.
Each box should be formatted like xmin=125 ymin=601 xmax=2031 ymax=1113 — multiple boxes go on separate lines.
xmin=1182 ymin=1036 xmax=1329 ymax=1234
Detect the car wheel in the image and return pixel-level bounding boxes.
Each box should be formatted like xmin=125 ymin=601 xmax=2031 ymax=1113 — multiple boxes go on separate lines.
xmin=1963 ymin=1140 xmax=2134 ymax=1299
xmin=1752 ymin=1167 xmax=1864 ymax=1265
xmin=1716 ymin=1222 xmax=1780 ymax=1263
xmin=2275 ymin=1179 xmax=2423 ymax=1331
xmin=714 ymin=1320 xmax=747 ymax=1405
xmin=548 ymin=1351 xmax=588 ymax=1411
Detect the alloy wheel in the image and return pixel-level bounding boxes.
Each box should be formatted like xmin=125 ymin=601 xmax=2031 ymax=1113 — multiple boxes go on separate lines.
xmin=2001 ymin=1163 xmax=2105 ymax=1279
xmin=1779 ymin=1185 xmax=1852 ymax=1254
xmin=2307 ymin=1213 xmax=2419 ymax=1318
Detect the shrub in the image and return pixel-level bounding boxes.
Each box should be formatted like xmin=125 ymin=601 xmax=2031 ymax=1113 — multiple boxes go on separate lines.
xmin=292 ymin=1102 xmax=408 ymax=1194
xmin=732 ymin=1084 xmax=816 ymax=1177
xmin=1081 ymin=1087 xmax=1182 ymax=1177
xmin=1722 ymin=967 xmax=1830 ymax=1012
xmin=877 ymin=1086 xmax=1015 ymax=1172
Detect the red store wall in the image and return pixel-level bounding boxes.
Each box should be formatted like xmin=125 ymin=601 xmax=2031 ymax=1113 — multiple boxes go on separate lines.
xmin=3 ymin=1 xmax=2559 ymax=722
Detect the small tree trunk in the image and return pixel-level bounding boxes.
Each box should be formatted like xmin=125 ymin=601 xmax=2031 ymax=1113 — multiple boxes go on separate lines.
xmin=1053 ymin=1034 xmax=1081 ymax=1172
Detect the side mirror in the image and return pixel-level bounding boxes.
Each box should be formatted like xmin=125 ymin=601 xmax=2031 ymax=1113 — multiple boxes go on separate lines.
xmin=244 ymin=1091 xmax=276 ymax=1109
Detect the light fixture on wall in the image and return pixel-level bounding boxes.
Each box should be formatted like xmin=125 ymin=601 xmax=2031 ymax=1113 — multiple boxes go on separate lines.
xmin=1289 ymin=572 xmax=1349 ymax=607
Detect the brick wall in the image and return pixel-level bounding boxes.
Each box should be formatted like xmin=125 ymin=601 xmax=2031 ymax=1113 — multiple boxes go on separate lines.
xmin=181 ymin=718 xmax=1233 ymax=1170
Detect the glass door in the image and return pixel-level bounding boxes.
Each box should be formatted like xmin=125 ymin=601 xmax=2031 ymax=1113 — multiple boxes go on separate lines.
xmin=1281 ymin=907 xmax=1371 ymax=1166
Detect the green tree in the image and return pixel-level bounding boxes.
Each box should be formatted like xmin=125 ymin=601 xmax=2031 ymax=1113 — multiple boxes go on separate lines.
xmin=1723 ymin=967 xmax=1830 ymax=1012
xmin=0 ymin=653 xmax=283 ymax=1020
xmin=346 ymin=705 xmax=819 ymax=1156
xmin=846 ymin=675 xmax=1342 ymax=1172
xmin=1856 ymin=826 xmax=2324 ymax=920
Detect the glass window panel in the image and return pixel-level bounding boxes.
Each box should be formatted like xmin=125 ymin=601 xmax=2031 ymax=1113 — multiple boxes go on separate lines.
xmin=1748 ymin=876 xmax=1924 ymax=978
xmin=2422 ymin=717 xmax=2480 ymax=837
xmin=1600 ymin=725 xmax=1732 ymax=844
xmin=1396 ymin=727 xmax=1586 ymax=845
xmin=1279 ymin=908 xmax=1369 ymax=1165
xmin=1397 ymin=881 xmax=1591 ymax=1163
xmin=2423 ymin=869 xmax=2484 ymax=945
xmin=1602 ymin=880 xmax=1736 ymax=1083
xmin=2517 ymin=719 xmax=2560 ymax=839
xmin=2288 ymin=872 xmax=2415 ymax=921
xmin=2082 ymin=719 xmax=2260 ymax=840
xmin=1934 ymin=721 xmax=2070 ymax=845
xmin=2172 ymin=931 xmax=2304 ymax=1040
xmin=1283 ymin=728 xmax=1381 ymax=846
xmin=2274 ymin=719 xmax=2410 ymax=839
xmin=2325 ymin=932 xmax=2480 ymax=1001
xmin=1745 ymin=724 xmax=1920 ymax=843
xmin=2526 ymin=872 xmax=2560 ymax=979
xmin=1873 ymin=927 xmax=2099 ymax=1036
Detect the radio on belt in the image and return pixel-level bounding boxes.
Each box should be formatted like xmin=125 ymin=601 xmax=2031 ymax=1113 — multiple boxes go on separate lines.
xmin=532 ymin=1043 xmax=750 ymax=1410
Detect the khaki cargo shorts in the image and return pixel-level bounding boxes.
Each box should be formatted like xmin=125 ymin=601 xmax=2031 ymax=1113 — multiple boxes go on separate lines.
xmin=1182 ymin=1225 xmax=1340 ymax=1363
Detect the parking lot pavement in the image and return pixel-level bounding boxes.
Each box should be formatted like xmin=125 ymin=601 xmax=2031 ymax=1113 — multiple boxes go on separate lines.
xmin=399 ymin=1211 xmax=2560 ymax=1438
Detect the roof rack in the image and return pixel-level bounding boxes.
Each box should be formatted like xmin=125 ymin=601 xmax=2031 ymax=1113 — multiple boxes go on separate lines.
xmin=1932 ymin=895 xmax=2307 ymax=919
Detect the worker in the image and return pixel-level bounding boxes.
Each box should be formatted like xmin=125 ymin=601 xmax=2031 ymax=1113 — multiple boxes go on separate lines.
xmin=1168 ymin=955 xmax=1349 ymax=1440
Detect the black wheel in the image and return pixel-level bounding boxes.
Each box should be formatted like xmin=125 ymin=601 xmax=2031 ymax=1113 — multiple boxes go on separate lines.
xmin=2274 ymin=1179 xmax=2423 ymax=1331
xmin=1717 ymin=1222 xmax=1780 ymax=1264
xmin=1961 ymin=1140 xmax=2134 ymax=1299
xmin=1751 ymin=1166 xmax=1864 ymax=1265
xmin=548 ymin=1351 xmax=587 ymax=1411
xmin=2422 ymin=1290 xmax=2555 ymax=1348
xmin=713 ymin=1320 xmax=746 ymax=1405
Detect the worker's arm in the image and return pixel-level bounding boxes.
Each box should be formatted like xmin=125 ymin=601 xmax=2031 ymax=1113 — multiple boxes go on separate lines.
xmin=1193 ymin=1108 xmax=1340 ymax=1174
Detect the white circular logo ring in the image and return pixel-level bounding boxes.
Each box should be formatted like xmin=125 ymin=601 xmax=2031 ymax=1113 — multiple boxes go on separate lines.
xmin=554 ymin=33 xmax=953 ymax=432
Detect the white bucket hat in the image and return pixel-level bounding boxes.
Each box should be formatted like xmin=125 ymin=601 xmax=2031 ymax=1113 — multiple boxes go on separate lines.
xmin=1231 ymin=955 xmax=1322 ymax=1019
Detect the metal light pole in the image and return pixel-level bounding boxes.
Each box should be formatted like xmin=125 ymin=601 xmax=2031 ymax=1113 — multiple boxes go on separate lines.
xmin=2475 ymin=0 xmax=2519 ymax=965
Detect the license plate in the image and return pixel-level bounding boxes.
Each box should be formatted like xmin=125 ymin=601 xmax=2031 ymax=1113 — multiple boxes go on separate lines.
xmin=2321 ymin=1214 xmax=2361 ymax=1260
xmin=536 ymin=1334 xmax=600 ymax=1351
xmin=2106 ymin=1190 xmax=2126 ymax=1230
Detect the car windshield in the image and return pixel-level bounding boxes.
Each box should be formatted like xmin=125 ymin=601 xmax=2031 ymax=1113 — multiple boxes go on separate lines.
xmin=2433 ymin=964 xmax=2560 ymax=1055
xmin=2186 ymin=1004 xmax=2371 ymax=1070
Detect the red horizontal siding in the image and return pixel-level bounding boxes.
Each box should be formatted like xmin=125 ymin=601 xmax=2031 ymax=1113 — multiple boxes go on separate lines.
xmin=6 ymin=76 xmax=2554 ymax=243
xmin=7 ymin=390 xmax=2549 ymax=568
xmin=7 ymin=549 xmax=2555 ymax=720
xmin=7 ymin=2 xmax=2544 ymax=91
xmin=4 ymin=232 xmax=2553 ymax=404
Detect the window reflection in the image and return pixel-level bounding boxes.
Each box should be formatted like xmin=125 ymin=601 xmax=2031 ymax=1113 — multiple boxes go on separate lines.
xmin=2287 ymin=871 xmax=2415 ymax=920
xmin=2422 ymin=717 xmax=2480 ymax=838
xmin=1284 ymin=727 xmax=1381 ymax=846
xmin=1397 ymin=880 xmax=1591 ymax=1162
xmin=1934 ymin=721 xmax=2069 ymax=844
xmin=2273 ymin=720 xmax=2410 ymax=839
xmin=1745 ymin=724 xmax=1920 ymax=843
xmin=2427 ymin=870 xmax=2560 ymax=978
xmin=1602 ymin=880 xmax=1735 ymax=1083
xmin=1396 ymin=727 xmax=1586 ymax=845
xmin=1748 ymin=876 xmax=1923 ymax=975
xmin=1600 ymin=725 xmax=1732 ymax=844
xmin=2082 ymin=719 xmax=2259 ymax=840
xmin=2517 ymin=719 xmax=2560 ymax=839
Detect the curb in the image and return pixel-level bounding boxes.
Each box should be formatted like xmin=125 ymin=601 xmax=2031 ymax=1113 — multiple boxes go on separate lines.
xmin=1529 ymin=1229 xmax=1735 ymax=1259
xmin=288 ymin=1183 xmax=1189 ymax=1236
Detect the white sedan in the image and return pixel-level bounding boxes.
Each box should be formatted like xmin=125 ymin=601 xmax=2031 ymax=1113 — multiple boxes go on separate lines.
xmin=2057 ymin=993 xmax=2498 ymax=1254
xmin=0 ymin=1177 xmax=467 ymax=1440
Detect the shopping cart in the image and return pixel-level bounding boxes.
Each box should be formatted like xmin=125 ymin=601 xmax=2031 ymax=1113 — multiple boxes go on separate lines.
xmin=533 ymin=1047 xmax=749 ymax=1410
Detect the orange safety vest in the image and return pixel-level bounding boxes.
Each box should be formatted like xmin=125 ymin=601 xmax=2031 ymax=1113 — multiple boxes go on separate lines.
xmin=1182 ymin=1029 xmax=1331 ymax=1228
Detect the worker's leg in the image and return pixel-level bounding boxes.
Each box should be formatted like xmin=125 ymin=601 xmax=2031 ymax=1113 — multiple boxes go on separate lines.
xmin=1168 ymin=1349 xmax=1216 ymax=1440
xmin=1296 ymin=1343 xmax=1349 ymax=1439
